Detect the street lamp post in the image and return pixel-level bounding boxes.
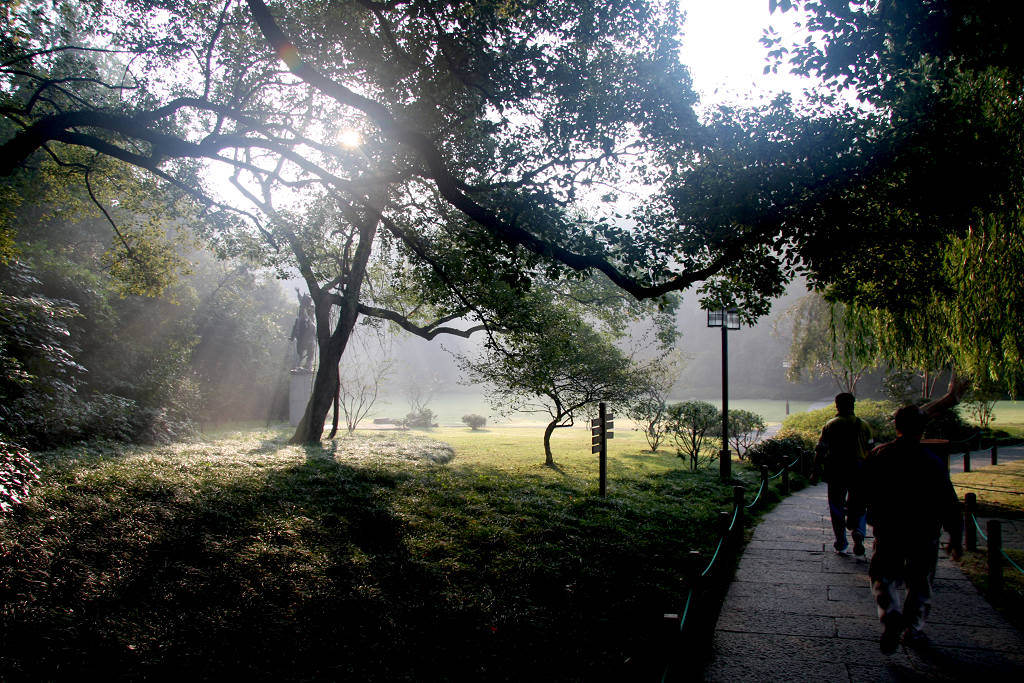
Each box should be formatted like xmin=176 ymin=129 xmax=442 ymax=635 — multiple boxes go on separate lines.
xmin=708 ymin=308 xmax=740 ymax=480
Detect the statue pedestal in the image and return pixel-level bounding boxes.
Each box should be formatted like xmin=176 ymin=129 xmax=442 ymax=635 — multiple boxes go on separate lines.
xmin=289 ymin=368 xmax=314 ymax=426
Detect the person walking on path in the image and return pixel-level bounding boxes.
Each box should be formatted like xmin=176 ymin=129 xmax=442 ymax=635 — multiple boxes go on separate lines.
xmin=813 ymin=392 xmax=872 ymax=556
xmin=849 ymin=405 xmax=964 ymax=655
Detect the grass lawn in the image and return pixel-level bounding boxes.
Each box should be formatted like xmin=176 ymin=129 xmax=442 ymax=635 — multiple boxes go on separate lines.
xmin=980 ymin=400 xmax=1024 ymax=438
xmin=378 ymin=394 xmax=816 ymax=429
xmin=950 ymin=459 xmax=1024 ymax=631
xmin=0 ymin=425 xmax=777 ymax=681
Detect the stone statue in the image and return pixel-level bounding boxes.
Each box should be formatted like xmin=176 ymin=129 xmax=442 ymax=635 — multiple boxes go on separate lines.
xmin=290 ymin=290 xmax=316 ymax=370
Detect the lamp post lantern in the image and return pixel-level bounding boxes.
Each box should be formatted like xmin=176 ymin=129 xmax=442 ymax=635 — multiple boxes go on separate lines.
xmin=708 ymin=308 xmax=740 ymax=480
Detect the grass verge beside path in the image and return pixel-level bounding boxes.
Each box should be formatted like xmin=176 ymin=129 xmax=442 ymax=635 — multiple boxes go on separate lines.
xmin=1 ymin=427 xmax=765 ymax=681
xmin=951 ymin=459 xmax=1024 ymax=632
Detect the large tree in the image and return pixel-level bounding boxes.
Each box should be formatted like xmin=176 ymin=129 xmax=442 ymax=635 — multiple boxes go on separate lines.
xmin=4 ymin=0 xmax=1024 ymax=440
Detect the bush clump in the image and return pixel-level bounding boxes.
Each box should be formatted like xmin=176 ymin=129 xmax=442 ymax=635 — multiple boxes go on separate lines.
xmin=778 ymin=399 xmax=897 ymax=446
xmin=746 ymin=436 xmax=813 ymax=474
xmin=461 ymin=414 xmax=486 ymax=430
xmin=1 ymin=438 xmax=40 ymax=514
xmin=403 ymin=409 xmax=438 ymax=429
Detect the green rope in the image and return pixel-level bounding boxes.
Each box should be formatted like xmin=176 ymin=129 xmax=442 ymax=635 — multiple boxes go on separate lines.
xmin=701 ymin=534 xmax=727 ymax=578
xmin=972 ymin=513 xmax=988 ymax=541
xmin=745 ymin=479 xmax=766 ymax=509
xmin=971 ymin=514 xmax=1024 ymax=575
xmin=767 ymin=455 xmax=802 ymax=481
xmin=1002 ymin=549 xmax=1024 ymax=575
xmin=677 ymin=587 xmax=694 ymax=633
xmin=700 ymin=506 xmax=740 ymax=578
xmin=660 ymin=589 xmax=696 ymax=683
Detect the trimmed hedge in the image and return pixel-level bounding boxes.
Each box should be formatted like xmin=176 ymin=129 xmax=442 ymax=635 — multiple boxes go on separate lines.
xmin=778 ymin=399 xmax=897 ymax=446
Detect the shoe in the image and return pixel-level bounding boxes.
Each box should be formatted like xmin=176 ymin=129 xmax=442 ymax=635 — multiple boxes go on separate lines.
xmin=852 ymin=533 xmax=865 ymax=557
xmin=902 ymin=628 xmax=929 ymax=650
xmin=834 ymin=540 xmax=849 ymax=555
xmin=880 ymin=612 xmax=904 ymax=655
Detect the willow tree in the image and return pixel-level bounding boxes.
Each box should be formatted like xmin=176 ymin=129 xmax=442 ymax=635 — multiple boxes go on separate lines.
xmin=783 ymin=294 xmax=877 ymax=395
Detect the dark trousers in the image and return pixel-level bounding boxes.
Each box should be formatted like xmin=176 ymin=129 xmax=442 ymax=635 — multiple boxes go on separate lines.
xmin=827 ymin=480 xmax=866 ymax=551
xmin=869 ymin=536 xmax=939 ymax=632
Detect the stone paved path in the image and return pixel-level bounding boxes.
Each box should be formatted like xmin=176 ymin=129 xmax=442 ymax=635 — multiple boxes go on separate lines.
xmin=706 ymin=483 xmax=1024 ymax=682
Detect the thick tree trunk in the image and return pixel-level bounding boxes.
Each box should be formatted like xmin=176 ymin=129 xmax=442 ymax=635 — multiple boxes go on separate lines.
xmin=327 ymin=379 xmax=341 ymax=439
xmin=543 ymin=419 xmax=558 ymax=466
xmin=288 ymin=205 xmax=381 ymax=445
xmin=290 ymin=335 xmax=347 ymax=444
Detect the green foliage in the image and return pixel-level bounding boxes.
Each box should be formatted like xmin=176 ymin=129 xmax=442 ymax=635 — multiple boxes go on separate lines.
xmin=627 ymin=393 xmax=669 ymax=453
xmin=746 ymin=436 xmax=812 ymax=474
xmin=461 ymin=295 xmax=653 ymax=463
xmin=726 ymin=409 xmax=768 ymax=459
xmin=0 ymin=437 xmax=39 ymax=514
xmin=882 ymin=369 xmax=919 ymax=405
xmin=0 ymin=429 xmax=745 ymax=680
xmin=0 ymin=178 xmax=292 ymax=446
xmin=779 ymin=400 xmax=897 ymax=447
xmin=461 ymin=414 xmax=486 ymax=430
xmin=782 ymin=294 xmax=877 ymax=394
xmin=665 ymin=400 xmax=720 ymax=472
xmin=961 ymin=383 xmax=1002 ymax=430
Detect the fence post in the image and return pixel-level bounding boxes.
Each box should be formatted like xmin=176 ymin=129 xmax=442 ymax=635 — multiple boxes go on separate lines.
xmin=964 ymin=449 xmax=971 ymax=473
xmin=991 ymin=443 xmax=999 ymax=466
xmin=965 ymin=493 xmax=977 ymax=552
xmin=782 ymin=463 xmax=790 ymax=495
xmin=733 ymin=486 xmax=745 ymax=535
xmin=987 ymin=519 xmax=1002 ymax=596
xmin=718 ymin=510 xmax=731 ymax=538
xmin=760 ymin=466 xmax=769 ymax=494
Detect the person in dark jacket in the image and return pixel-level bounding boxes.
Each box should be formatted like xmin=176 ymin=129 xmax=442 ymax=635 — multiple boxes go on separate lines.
xmin=814 ymin=393 xmax=873 ymax=555
xmin=848 ymin=405 xmax=963 ymax=654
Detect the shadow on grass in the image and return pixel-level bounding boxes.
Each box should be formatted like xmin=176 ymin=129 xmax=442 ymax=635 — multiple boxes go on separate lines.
xmin=1 ymin=445 xmax=744 ymax=682
xmin=1 ymin=455 xmax=447 ymax=681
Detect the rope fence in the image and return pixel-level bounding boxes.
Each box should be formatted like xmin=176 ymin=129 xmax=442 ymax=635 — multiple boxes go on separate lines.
xmin=945 ymin=433 xmax=1022 ymax=473
xmin=660 ymin=451 xmax=807 ymax=682
xmin=661 ymin=441 xmax=1022 ymax=681
xmin=963 ymin=492 xmax=1024 ymax=598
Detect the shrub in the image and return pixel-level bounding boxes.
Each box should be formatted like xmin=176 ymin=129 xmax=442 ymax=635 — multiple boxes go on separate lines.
xmin=924 ymin=404 xmax=973 ymax=441
xmin=779 ymin=399 xmax=897 ymax=446
xmin=462 ymin=414 xmax=486 ymax=430
xmin=746 ymin=436 xmax=813 ymax=474
xmin=0 ymin=438 xmax=40 ymax=514
xmin=665 ymin=400 xmax=720 ymax=471
xmin=404 ymin=409 xmax=437 ymax=429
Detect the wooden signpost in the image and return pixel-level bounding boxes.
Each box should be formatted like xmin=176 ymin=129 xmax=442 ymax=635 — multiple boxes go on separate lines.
xmin=592 ymin=401 xmax=614 ymax=497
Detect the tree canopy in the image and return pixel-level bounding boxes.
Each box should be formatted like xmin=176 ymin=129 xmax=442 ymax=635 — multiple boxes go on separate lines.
xmin=4 ymin=0 xmax=1024 ymax=427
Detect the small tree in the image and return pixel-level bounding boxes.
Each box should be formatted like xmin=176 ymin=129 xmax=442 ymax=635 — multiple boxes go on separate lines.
xmin=625 ymin=355 xmax=679 ymax=453
xmin=666 ymin=401 xmax=720 ymax=472
xmin=628 ymin=393 xmax=669 ymax=452
xmin=335 ymin=336 xmax=393 ymax=436
xmin=462 ymin=414 xmax=487 ymax=430
xmin=461 ymin=307 xmax=649 ymax=466
xmin=962 ymin=383 xmax=1000 ymax=430
xmin=727 ymin=409 xmax=767 ymax=460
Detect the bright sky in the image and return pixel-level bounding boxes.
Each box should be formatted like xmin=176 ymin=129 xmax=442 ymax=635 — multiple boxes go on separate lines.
xmin=677 ymin=0 xmax=807 ymax=108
